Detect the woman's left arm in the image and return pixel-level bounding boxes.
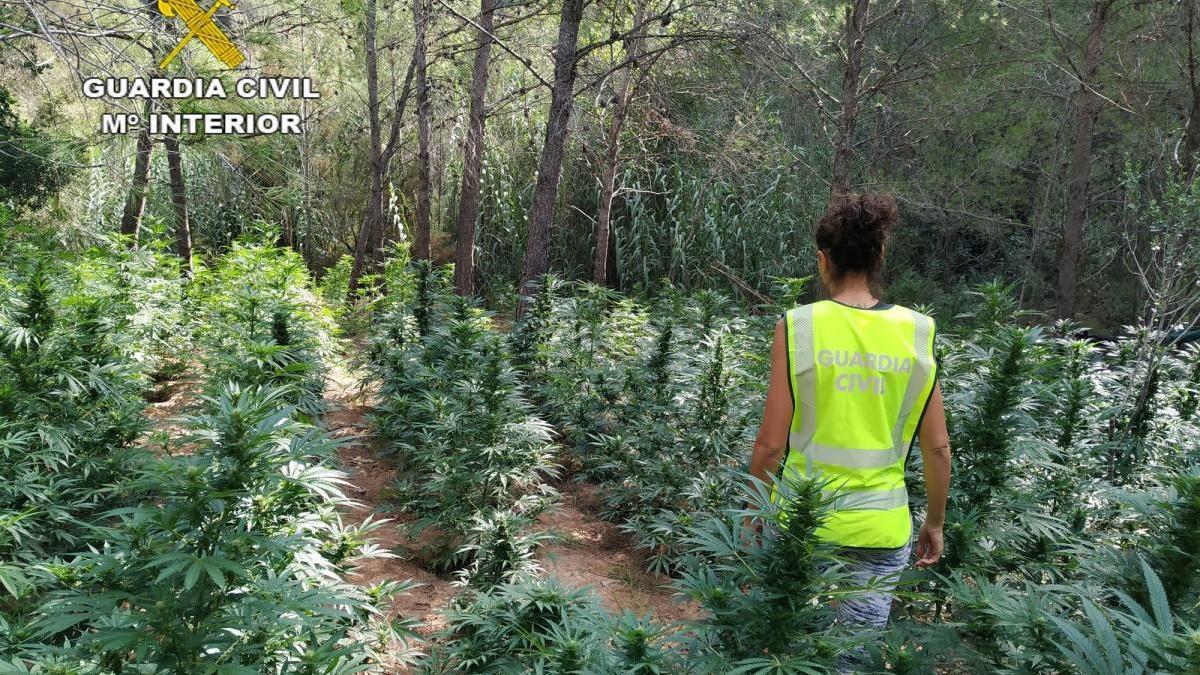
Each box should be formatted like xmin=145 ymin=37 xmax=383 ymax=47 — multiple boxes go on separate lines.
xmin=749 ymin=318 xmax=793 ymax=483
xmin=914 ymin=382 xmax=951 ymax=567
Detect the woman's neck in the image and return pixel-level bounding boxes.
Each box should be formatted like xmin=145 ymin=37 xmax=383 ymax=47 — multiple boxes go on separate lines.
xmin=827 ymin=276 xmax=877 ymax=308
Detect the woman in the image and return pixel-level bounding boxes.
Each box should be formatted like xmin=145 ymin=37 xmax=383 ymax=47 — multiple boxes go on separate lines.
xmin=748 ymin=193 xmax=952 ymax=657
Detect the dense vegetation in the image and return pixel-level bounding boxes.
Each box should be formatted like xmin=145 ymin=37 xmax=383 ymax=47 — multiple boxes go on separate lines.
xmin=4 ymin=0 xmax=1200 ymax=671
xmin=0 ymin=198 xmax=1198 ymax=671
xmin=356 ymin=251 xmax=1200 ymax=673
xmin=0 ymin=221 xmax=413 ymax=673
xmin=6 ymin=0 xmax=1200 ymax=325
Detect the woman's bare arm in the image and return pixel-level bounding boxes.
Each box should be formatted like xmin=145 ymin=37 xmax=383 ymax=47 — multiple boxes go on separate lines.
xmin=749 ymin=319 xmax=793 ymax=484
xmin=915 ymin=382 xmax=951 ymax=566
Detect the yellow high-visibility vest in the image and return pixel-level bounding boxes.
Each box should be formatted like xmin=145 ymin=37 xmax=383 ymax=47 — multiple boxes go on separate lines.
xmin=777 ymin=300 xmax=937 ymax=549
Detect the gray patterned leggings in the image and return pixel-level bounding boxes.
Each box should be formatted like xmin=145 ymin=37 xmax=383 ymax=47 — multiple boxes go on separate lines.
xmin=836 ymin=540 xmax=912 ymax=626
xmin=834 ymin=540 xmax=912 ymax=672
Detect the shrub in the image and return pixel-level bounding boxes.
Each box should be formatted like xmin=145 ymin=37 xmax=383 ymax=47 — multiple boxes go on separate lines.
xmin=24 ymin=384 xmax=412 ymax=673
xmin=368 ymin=270 xmax=558 ymax=570
xmin=191 ymin=241 xmax=336 ymax=420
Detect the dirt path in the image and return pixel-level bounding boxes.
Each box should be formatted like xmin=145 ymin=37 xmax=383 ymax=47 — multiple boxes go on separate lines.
xmin=141 ymin=376 xmax=202 ymax=452
xmin=537 ymin=482 xmax=702 ymax=621
xmin=322 ymin=348 xmax=700 ymax=640
xmin=322 ymin=358 xmax=461 ymax=642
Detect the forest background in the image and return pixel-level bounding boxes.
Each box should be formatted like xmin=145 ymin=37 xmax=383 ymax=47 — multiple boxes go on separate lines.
xmin=2 ymin=0 xmax=1199 ymax=327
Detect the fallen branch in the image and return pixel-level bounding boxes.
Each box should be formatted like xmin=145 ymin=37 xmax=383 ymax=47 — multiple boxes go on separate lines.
xmin=708 ymin=260 xmax=774 ymax=309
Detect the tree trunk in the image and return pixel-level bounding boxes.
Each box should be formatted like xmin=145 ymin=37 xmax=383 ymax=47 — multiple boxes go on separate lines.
xmin=593 ymin=0 xmax=647 ymax=286
xmin=413 ymin=0 xmax=433 ymax=262
xmin=829 ymin=0 xmax=870 ymax=199
xmin=298 ymin=92 xmax=313 ymax=267
xmin=281 ymin=211 xmax=293 ymax=249
xmin=368 ymin=173 xmax=388 ymax=256
xmin=593 ymin=125 xmax=623 ymax=286
xmin=120 ymin=100 xmax=154 ymax=248
xmin=347 ymin=13 xmax=418 ymax=295
xmin=164 ymin=134 xmax=192 ymax=275
xmin=1183 ymin=0 xmax=1200 ymax=181
xmin=348 ymin=0 xmax=384 ymax=293
xmin=1185 ymin=88 xmax=1200 ymax=182
xmin=517 ymin=0 xmax=585 ymax=317
xmin=1057 ymin=0 xmax=1114 ymax=319
xmin=453 ymin=0 xmax=497 ymax=296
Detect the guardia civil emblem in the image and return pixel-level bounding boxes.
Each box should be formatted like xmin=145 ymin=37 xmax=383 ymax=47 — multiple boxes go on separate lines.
xmin=157 ymin=0 xmax=245 ymax=69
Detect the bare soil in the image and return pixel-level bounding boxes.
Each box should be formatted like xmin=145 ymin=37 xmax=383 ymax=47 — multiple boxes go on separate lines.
xmin=536 ymin=481 xmax=702 ymax=622
xmin=322 ymin=368 xmax=461 ymax=639
xmin=141 ymin=375 xmax=203 ymax=454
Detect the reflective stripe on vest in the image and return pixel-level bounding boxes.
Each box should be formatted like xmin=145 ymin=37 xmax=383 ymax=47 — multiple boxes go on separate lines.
xmin=776 ymin=300 xmax=937 ymax=549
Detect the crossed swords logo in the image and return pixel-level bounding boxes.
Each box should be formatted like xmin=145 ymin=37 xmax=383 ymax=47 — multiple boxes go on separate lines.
xmin=157 ymin=0 xmax=245 ymax=69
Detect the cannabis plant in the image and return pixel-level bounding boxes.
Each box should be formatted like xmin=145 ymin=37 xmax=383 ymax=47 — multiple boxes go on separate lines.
xmin=454 ymin=509 xmax=553 ymax=590
xmin=0 ymin=257 xmax=148 ymax=558
xmin=1049 ymin=560 xmax=1198 ymax=674
xmin=27 ymin=384 xmax=407 ymax=673
xmin=672 ymin=475 xmax=857 ymax=672
xmin=423 ymin=576 xmax=676 ymax=674
xmin=525 ymin=287 xmax=765 ymax=575
xmin=191 ymin=241 xmax=335 ymax=419
xmin=368 ymin=273 xmax=559 ymax=570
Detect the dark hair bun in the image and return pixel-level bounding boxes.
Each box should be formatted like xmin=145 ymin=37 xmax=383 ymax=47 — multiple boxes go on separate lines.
xmin=815 ymin=192 xmax=898 ymax=280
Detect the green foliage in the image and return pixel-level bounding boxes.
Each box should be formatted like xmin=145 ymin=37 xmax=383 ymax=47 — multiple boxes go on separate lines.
xmin=24 ymin=385 xmax=404 ymax=673
xmin=1048 ymin=322 xmax=1096 ymax=452
xmin=423 ymin=577 xmax=677 ymax=674
xmin=191 ymin=240 xmax=336 ymax=419
xmin=500 ymin=279 xmax=1200 ymax=673
xmin=0 ymin=87 xmax=75 ymax=210
xmin=469 ymin=125 xmax=823 ymax=305
xmin=318 ymin=254 xmax=359 ymax=321
xmin=605 ymin=160 xmax=820 ymax=294
xmin=1175 ymin=345 xmax=1200 ymax=423
xmin=672 ymin=476 xmax=849 ymax=671
xmin=1095 ymin=326 xmax=1170 ymax=486
xmin=367 ymin=266 xmax=558 ymax=572
xmin=318 ymin=242 xmax=411 ymax=335
xmin=509 ymin=274 xmax=559 ymax=376
xmin=472 ymin=128 xmax=544 ymax=306
xmin=0 ymin=253 xmax=148 ymax=558
xmin=769 ymin=276 xmax=813 ymax=311
xmin=454 ymin=510 xmax=552 ymax=591
xmin=5 ymin=209 xmax=1200 ymax=672
xmin=949 ymin=324 xmax=1042 ymax=510
xmin=1049 ymin=560 xmax=1196 ymax=674
xmin=0 ymin=238 xmax=417 ymax=673
xmin=1150 ymin=468 xmax=1200 ymax=617
xmin=521 ymin=282 xmax=770 ymax=574
xmin=11 ymin=0 xmax=1199 ymax=326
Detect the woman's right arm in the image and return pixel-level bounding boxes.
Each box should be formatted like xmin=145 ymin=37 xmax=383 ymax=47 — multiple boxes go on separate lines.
xmin=749 ymin=318 xmax=792 ymax=484
xmin=915 ymin=382 xmax=951 ymax=567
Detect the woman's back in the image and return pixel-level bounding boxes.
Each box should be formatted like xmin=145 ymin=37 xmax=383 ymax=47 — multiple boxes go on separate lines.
xmin=779 ymin=299 xmax=938 ymax=548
